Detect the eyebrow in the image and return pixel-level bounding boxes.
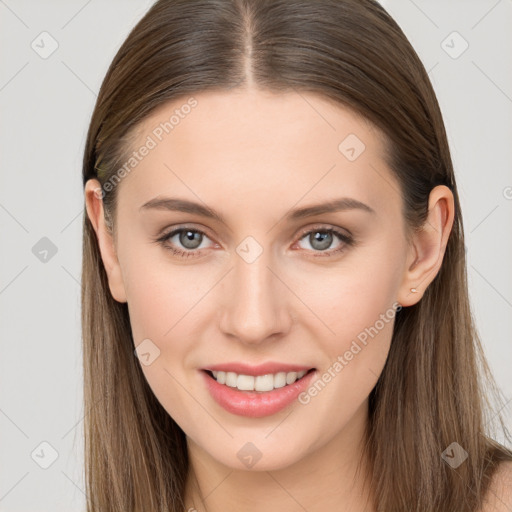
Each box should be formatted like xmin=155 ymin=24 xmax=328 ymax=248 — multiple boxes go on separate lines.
xmin=139 ymin=196 xmax=376 ymax=223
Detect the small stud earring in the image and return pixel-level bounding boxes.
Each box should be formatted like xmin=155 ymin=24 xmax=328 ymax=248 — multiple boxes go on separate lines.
xmin=410 ymin=288 xmax=418 ymax=293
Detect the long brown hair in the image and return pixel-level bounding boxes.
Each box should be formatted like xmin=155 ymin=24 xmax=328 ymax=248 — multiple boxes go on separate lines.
xmin=81 ymin=1 xmax=512 ymax=510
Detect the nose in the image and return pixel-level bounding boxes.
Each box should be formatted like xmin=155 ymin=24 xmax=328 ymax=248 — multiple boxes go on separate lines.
xmin=218 ymin=249 xmax=293 ymax=346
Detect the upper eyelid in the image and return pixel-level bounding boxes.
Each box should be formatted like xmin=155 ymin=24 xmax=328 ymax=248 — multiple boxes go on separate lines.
xmin=295 ymin=224 xmax=352 ymax=238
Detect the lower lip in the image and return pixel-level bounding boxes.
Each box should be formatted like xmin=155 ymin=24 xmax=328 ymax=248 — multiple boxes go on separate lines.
xmin=201 ymin=369 xmax=317 ymax=418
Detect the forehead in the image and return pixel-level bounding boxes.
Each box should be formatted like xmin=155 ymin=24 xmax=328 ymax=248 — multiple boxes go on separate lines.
xmin=115 ymin=88 xmax=399 ymax=220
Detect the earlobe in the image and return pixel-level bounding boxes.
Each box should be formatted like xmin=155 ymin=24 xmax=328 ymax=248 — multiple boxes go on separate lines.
xmin=397 ymin=185 xmax=455 ymax=307
xmin=84 ymin=179 xmax=127 ymax=303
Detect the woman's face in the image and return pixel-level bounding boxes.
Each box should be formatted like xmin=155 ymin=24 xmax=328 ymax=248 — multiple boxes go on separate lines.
xmin=88 ymin=89 xmax=420 ymax=471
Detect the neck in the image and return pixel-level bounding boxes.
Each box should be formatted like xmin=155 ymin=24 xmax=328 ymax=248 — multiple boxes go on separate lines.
xmin=184 ymin=400 xmax=375 ymax=512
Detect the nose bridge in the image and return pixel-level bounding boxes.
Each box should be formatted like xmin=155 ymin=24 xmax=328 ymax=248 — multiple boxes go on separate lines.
xmin=219 ymin=240 xmax=291 ymax=344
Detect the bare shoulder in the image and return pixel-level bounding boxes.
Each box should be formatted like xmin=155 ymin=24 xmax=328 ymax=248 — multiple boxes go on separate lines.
xmin=480 ymin=461 xmax=512 ymax=512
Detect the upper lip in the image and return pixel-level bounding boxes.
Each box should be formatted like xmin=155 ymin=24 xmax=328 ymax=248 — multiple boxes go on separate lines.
xmin=202 ymin=362 xmax=315 ymax=376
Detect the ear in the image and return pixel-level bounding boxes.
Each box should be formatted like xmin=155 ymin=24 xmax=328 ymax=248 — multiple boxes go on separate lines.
xmin=84 ymin=179 xmax=127 ymax=303
xmin=397 ymin=185 xmax=455 ymax=307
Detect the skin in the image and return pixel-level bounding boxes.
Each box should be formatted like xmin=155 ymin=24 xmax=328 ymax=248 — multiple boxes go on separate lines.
xmin=85 ymin=88 xmax=456 ymax=512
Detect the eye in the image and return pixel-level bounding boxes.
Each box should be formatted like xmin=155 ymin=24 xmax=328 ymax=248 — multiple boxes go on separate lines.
xmin=154 ymin=227 xmax=215 ymax=259
xmin=153 ymin=224 xmax=355 ymax=259
xmin=293 ymin=226 xmax=354 ymax=257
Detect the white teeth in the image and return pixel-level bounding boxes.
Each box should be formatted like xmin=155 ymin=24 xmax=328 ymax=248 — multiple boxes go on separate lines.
xmin=237 ymin=374 xmax=255 ymax=391
xmin=274 ymin=372 xmax=287 ymax=388
xmin=286 ymin=371 xmax=297 ymax=385
xmin=225 ymin=372 xmax=237 ymax=387
xmin=209 ymin=369 xmax=310 ymax=392
xmin=255 ymin=374 xmax=274 ymax=391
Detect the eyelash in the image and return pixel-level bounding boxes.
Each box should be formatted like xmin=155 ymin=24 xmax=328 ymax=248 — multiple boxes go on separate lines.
xmin=153 ymin=225 xmax=355 ymax=259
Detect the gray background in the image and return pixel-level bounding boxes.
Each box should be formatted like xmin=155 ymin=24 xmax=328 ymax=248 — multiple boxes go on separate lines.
xmin=0 ymin=1 xmax=511 ymax=510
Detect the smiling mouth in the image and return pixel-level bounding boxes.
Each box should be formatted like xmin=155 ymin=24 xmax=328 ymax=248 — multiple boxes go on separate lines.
xmin=204 ymin=368 xmax=316 ymax=393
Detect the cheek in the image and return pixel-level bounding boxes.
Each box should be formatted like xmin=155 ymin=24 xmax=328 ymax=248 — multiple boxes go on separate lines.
xmin=121 ymin=247 xmax=208 ymax=344
xmin=296 ymin=253 xmax=400 ymax=343
xmin=122 ymin=255 xmax=211 ymax=425
xmin=291 ymin=247 xmax=402 ymax=390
